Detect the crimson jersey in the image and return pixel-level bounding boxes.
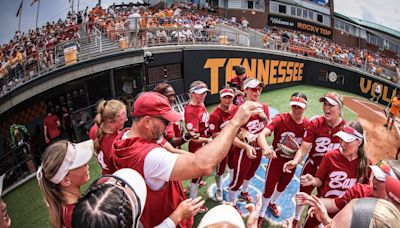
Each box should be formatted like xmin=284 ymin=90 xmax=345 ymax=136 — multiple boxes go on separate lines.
xmin=208 ymin=105 xmax=236 ymax=135
xmin=229 ymin=75 xmax=247 ymax=91
xmin=267 ymin=113 xmax=309 ymax=156
xmin=43 ymin=114 xmax=61 ymax=139
xmin=185 ymin=103 xmax=209 ymax=152
xmin=303 ymin=116 xmax=346 ymax=165
xmin=62 ymin=203 xmax=74 ymax=228
xmin=315 ymin=149 xmax=359 ymax=198
xmin=89 ymin=124 xmax=119 ymax=175
xmin=165 ymin=122 xmax=183 ymax=139
xmin=334 ymin=183 xmax=373 ymax=209
xmin=230 ymin=103 xmax=270 ymax=147
xmin=112 ymin=129 xmax=188 ymax=228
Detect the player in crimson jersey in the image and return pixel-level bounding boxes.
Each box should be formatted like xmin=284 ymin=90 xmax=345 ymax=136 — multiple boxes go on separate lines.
xmin=208 ymin=87 xmax=236 ymax=201
xmin=300 ymin=121 xmax=370 ymax=227
xmin=229 ymin=65 xmax=248 ymax=105
xmin=43 ymin=108 xmax=61 ymax=144
xmin=295 ymin=161 xmax=399 ymax=224
xmin=111 ymin=91 xmax=265 ymax=227
xmin=257 ymin=92 xmax=309 ymax=226
xmin=228 ymin=78 xmax=270 ymax=212
xmin=184 ymin=81 xmax=212 ymax=213
xmin=283 ymin=92 xmax=346 ymax=227
xmin=89 ymin=99 xmax=127 ymax=175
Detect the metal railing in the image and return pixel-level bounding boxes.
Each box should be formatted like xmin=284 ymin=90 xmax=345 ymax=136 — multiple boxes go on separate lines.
xmin=1 ymin=19 xmax=398 ymax=98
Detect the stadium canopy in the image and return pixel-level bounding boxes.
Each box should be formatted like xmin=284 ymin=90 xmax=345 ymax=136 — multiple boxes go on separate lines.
xmin=334 ymin=12 xmax=400 ymax=39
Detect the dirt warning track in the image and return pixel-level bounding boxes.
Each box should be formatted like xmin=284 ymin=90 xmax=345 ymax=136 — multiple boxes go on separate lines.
xmin=343 ymin=96 xmax=400 ymax=163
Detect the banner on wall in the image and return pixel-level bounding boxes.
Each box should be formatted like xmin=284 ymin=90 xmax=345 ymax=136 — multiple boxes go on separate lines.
xmin=268 ymin=15 xmax=332 ymax=39
xmin=180 ymin=49 xmax=399 ymax=106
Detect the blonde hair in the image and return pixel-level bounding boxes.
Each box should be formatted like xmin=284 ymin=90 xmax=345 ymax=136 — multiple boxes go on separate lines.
xmin=37 ymin=140 xmax=69 ymax=228
xmin=94 ymin=99 xmax=126 ymax=154
xmin=370 ymin=199 xmax=400 ymax=227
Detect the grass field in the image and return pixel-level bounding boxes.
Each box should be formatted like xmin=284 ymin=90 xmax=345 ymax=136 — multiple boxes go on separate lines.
xmin=4 ymin=85 xmax=360 ymax=228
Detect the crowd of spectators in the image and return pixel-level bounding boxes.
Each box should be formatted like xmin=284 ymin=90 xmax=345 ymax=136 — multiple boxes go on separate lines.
xmin=0 ymin=2 xmax=399 ymax=97
xmin=261 ymin=28 xmax=400 ymax=81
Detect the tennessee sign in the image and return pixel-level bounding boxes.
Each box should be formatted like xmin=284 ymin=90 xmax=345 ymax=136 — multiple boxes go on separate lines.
xmin=204 ymin=58 xmax=304 ymax=94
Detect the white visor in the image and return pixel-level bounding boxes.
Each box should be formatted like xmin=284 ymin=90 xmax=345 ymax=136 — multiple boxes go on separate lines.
xmin=220 ymin=92 xmax=234 ymax=98
xmin=334 ymin=131 xmax=359 ymax=142
xmin=111 ymin=168 xmax=147 ymax=215
xmin=198 ymin=205 xmax=245 ymax=228
xmin=370 ymin=165 xmax=398 ymax=182
xmin=50 ymin=140 xmax=94 ymax=184
xmin=243 ymin=78 xmax=262 ymax=89
xmin=289 ymin=101 xmax=307 ymax=109
xmin=190 ymin=87 xmax=210 ymax=94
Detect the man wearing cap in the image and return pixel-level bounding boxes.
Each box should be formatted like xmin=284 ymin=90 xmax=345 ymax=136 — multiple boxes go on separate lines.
xmin=257 ymin=92 xmax=309 ymax=224
xmin=208 ymin=87 xmax=236 ymax=201
xmin=296 ymin=160 xmax=399 ymax=215
xmin=111 ymin=91 xmax=263 ymax=228
xmin=185 ymin=80 xmax=212 ymax=213
xmin=229 ymin=65 xmax=248 ymax=105
xmin=283 ymin=92 xmax=346 ymax=227
xmin=228 ymin=78 xmax=270 ymax=211
xmin=384 ymin=92 xmax=400 ymax=130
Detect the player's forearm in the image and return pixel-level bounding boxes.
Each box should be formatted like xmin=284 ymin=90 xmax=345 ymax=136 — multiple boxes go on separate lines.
xmin=292 ymin=143 xmax=311 ymax=164
xmin=233 ymin=137 xmax=248 ymax=149
xmin=320 ymin=198 xmax=340 ymax=214
xmin=193 ymin=119 xmax=242 ymax=175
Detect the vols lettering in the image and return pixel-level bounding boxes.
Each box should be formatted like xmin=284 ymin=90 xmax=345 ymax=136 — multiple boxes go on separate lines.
xmin=204 ymin=58 xmax=304 ymax=94
xmin=359 ymin=77 xmax=398 ymax=103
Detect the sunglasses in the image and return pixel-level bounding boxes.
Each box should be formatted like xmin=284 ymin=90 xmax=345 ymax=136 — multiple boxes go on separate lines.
xmin=153 ymin=116 xmax=170 ymax=126
xmin=249 ymin=87 xmax=262 ymax=92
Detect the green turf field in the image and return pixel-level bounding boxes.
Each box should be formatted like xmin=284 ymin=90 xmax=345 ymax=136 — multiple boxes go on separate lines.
xmin=4 ymin=85 xmax=360 ymax=228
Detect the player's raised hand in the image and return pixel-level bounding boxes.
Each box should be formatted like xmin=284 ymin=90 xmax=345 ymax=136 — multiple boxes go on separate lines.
xmin=300 ymin=174 xmax=315 ymax=187
xmin=283 ymin=160 xmax=297 ymax=173
xmin=231 ymin=101 xmax=263 ymax=126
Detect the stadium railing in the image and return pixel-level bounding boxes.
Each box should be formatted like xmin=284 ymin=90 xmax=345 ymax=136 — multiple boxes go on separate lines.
xmin=0 ymin=17 xmax=398 ymax=98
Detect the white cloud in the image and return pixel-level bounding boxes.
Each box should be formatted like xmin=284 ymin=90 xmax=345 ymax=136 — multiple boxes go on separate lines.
xmin=335 ymin=0 xmax=400 ymax=32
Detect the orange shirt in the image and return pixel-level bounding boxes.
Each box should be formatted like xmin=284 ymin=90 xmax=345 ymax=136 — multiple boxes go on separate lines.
xmin=390 ymin=97 xmax=400 ymax=115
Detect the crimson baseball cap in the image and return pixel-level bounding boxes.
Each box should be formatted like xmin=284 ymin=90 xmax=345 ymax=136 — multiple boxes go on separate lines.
xmin=334 ymin=126 xmax=364 ymax=142
xmin=289 ymin=96 xmax=307 ymax=109
xmin=243 ymin=78 xmax=264 ymax=89
xmin=133 ymin=92 xmax=181 ymax=123
xmin=369 ymin=161 xmax=398 ymax=182
xmin=319 ymin=93 xmax=343 ymax=107
xmin=386 ymin=176 xmax=400 ymax=205
xmin=219 ymin=87 xmax=234 ymax=98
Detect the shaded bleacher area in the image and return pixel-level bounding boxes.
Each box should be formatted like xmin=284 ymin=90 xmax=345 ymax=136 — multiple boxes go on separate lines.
xmin=0 ymin=2 xmax=399 ymax=97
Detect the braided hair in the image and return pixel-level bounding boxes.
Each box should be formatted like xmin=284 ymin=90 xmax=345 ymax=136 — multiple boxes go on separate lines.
xmin=72 ymin=183 xmax=134 ymax=228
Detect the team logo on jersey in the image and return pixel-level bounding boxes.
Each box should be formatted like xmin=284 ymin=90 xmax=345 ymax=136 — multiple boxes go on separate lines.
xmin=246 ymin=119 xmax=265 ymax=134
xmin=186 ymin=123 xmax=194 ymax=130
xmin=97 ymin=151 xmax=110 ymax=170
xmin=209 ymin=123 xmax=215 ymax=131
xmin=314 ymin=137 xmax=340 ymax=153
xmin=326 ymin=171 xmax=357 ymax=197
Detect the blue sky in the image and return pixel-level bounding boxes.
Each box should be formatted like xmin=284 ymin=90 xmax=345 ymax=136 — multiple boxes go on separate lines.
xmin=0 ymin=0 xmax=399 ymax=44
